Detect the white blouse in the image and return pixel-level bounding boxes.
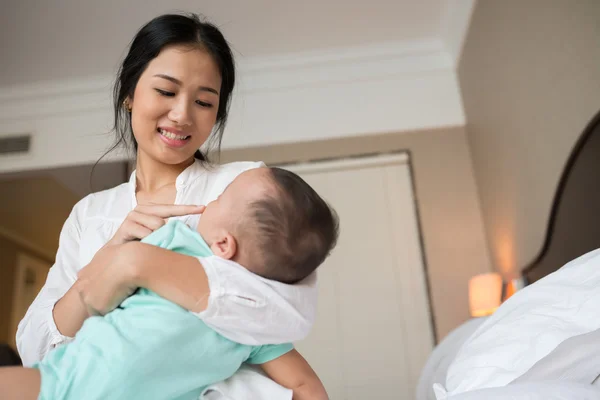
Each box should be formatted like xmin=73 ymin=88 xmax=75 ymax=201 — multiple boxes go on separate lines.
xmin=16 ymin=160 xmax=318 ymax=367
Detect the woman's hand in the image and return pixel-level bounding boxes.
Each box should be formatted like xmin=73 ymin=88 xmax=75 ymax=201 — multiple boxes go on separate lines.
xmin=77 ymin=204 xmax=205 ymax=316
xmin=106 ymin=204 xmax=205 ymax=246
xmin=76 ymin=242 xmax=140 ymax=316
xmin=76 ymin=241 xmax=212 ymax=316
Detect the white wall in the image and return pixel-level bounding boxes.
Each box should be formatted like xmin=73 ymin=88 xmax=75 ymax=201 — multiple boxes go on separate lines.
xmin=0 ymin=41 xmax=464 ymax=173
xmin=459 ymin=0 xmax=600 ymax=276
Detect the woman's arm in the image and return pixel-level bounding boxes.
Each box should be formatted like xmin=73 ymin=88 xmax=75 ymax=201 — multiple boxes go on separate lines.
xmin=137 ymin=249 xmax=318 ymax=345
xmin=16 ymin=199 xmax=87 ymax=366
xmin=76 ymin=241 xmax=210 ymax=316
xmin=130 ymin=242 xmax=210 ymax=312
xmin=52 ymin=284 xmax=89 ymax=336
xmin=78 ymin=238 xmax=318 ymax=345
xmin=18 ymin=203 xmax=204 ymax=366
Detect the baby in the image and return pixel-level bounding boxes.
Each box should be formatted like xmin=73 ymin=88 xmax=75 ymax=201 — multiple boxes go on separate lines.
xmin=0 ymin=167 xmax=339 ymax=400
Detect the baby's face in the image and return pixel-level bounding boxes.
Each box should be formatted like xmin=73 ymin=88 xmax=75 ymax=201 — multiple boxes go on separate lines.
xmin=196 ymin=168 xmax=273 ymax=243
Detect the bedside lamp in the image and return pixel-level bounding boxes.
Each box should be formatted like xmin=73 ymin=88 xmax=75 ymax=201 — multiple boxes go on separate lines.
xmin=503 ymin=276 xmax=527 ymax=301
xmin=469 ymin=272 xmax=502 ymax=317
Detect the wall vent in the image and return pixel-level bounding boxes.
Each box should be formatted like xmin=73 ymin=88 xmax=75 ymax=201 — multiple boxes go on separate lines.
xmin=0 ymin=135 xmax=31 ymax=155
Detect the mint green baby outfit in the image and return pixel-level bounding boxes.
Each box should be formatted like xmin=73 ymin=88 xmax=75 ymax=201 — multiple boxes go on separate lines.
xmin=35 ymin=220 xmax=293 ymax=400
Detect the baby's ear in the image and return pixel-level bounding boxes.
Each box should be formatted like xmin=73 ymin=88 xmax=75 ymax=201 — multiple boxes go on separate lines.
xmin=210 ymin=231 xmax=237 ymax=260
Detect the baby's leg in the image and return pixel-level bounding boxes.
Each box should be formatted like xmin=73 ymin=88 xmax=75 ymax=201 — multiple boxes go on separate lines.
xmin=0 ymin=367 xmax=41 ymax=400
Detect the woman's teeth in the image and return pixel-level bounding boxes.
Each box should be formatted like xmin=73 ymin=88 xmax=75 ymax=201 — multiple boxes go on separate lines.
xmin=158 ymin=129 xmax=189 ymax=140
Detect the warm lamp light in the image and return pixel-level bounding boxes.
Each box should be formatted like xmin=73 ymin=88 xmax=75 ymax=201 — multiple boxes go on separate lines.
xmin=503 ymin=276 xmax=527 ymax=301
xmin=469 ymin=273 xmax=503 ymax=317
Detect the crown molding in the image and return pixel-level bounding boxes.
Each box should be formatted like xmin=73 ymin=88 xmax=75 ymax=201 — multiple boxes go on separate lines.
xmin=0 ymin=38 xmax=463 ymax=173
xmin=442 ymin=0 xmax=476 ymax=66
xmin=0 ymin=38 xmax=452 ymax=121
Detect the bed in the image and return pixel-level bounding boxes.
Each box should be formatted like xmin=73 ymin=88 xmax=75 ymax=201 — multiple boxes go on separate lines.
xmin=416 ymin=109 xmax=600 ymax=400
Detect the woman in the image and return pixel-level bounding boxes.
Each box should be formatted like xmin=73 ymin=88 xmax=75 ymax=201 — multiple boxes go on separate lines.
xmin=16 ymin=12 xmax=317 ymax=394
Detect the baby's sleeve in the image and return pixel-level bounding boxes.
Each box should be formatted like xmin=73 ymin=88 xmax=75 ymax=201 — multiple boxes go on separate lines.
xmin=193 ymin=256 xmax=318 ymax=346
xmin=247 ymin=343 xmax=295 ymax=365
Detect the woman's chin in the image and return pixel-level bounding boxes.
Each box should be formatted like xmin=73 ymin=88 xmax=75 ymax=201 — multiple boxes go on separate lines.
xmin=136 ymin=139 xmax=200 ymax=166
xmin=145 ymin=147 xmax=196 ymax=166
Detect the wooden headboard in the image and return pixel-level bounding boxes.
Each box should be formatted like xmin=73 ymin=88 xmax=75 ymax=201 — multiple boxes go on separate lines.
xmin=523 ymin=110 xmax=600 ymax=283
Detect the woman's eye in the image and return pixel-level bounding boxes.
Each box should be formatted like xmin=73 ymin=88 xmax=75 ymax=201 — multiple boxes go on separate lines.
xmin=196 ymin=100 xmax=213 ymax=108
xmin=155 ymin=89 xmax=175 ymax=97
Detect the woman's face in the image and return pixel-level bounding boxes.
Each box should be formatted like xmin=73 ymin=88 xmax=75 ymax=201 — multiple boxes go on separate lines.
xmin=129 ymin=44 xmax=222 ymax=166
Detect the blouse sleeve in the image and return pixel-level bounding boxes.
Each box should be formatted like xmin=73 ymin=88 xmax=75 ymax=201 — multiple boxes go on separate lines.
xmin=15 ymin=197 xmax=87 ymax=366
xmin=194 ymin=256 xmax=318 ymax=346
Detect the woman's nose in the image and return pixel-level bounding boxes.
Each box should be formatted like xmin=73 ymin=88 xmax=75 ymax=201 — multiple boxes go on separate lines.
xmin=168 ymin=99 xmax=192 ymax=127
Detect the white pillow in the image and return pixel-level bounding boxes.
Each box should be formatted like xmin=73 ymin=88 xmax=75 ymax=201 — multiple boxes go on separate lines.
xmin=417 ymin=317 xmax=487 ymax=400
xmin=441 ymin=382 xmax=600 ymax=400
xmin=511 ymin=326 xmax=600 ymax=385
xmin=442 ymin=248 xmax=600 ymax=395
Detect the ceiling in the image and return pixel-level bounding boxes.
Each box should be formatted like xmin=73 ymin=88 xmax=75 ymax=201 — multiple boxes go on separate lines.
xmin=0 ymin=0 xmax=461 ymax=87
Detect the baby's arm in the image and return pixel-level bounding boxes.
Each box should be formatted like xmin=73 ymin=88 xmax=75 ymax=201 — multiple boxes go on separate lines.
xmin=259 ymin=350 xmax=328 ymax=400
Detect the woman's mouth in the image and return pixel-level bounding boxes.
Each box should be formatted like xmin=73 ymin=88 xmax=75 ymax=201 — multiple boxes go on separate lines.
xmin=157 ymin=128 xmax=191 ymax=148
xmin=157 ymin=128 xmax=190 ymax=140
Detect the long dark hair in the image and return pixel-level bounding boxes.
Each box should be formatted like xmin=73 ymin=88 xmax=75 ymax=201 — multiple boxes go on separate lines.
xmin=107 ymin=13 xmax=235 ymax=163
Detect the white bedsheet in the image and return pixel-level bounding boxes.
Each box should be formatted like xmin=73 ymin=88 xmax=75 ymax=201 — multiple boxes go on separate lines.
xmin=511 ymin=327 xmax=600 ymax=386
xmin=434 ymin=248 xmax=600 ymax=398
xmin=434 ymin=326 xmax=600 ymax=398
xmin=200 ymin=365 xmax=292 ymax=400
xmin=417 ymin=318 xmax=487 ymax=400
xmin=440 ymin=382 xmax=600 ymax=400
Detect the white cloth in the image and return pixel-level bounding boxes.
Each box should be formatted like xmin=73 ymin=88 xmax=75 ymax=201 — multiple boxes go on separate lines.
xmin=439 ymin=382 xmax=600 ymax=400
xmin=200 ymin=365 xmax=292 ymax=400
xmin=197 ymin=256 xmax=317 ymax=345
xmin=439 ymin=248 xmax=600 ymax=397
xmin=416 ymin=317 xmax=487 ymax=400
xmin=16 ymin=160 xmax=317 ymax=367
xmin=435 ymin=329 xmax=600 ymax=399
xmin=510 ymin=326 xmax=600 ymax=386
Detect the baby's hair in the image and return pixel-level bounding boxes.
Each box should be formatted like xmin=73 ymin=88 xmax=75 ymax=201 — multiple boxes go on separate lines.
xmin=245 ymin=168 xmax=339 ymax=284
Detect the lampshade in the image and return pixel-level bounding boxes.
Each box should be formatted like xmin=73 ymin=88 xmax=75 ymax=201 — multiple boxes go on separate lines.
xmin=469 ymin=272 xmax=503 ymax=317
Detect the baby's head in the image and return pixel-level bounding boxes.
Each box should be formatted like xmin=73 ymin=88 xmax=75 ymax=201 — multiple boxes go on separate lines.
xmin=197 ymin=167 xmax=339 ymax=283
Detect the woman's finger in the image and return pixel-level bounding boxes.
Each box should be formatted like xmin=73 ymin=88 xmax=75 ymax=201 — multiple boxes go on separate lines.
xmin=128 ymin=211 xmax=166 ymax=231
xmin=134 ymin=204 xmax=205 ymax=218
xmin=122 ymin=220 xmax=153 ymax=241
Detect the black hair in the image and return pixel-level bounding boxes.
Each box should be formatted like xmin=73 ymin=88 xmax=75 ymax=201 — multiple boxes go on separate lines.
xmin=0 ymin=343 xmax=21 ymax=366
xmin=107 ymin=12 xmax=235 ymax=162
xmin=247 ymin=168 xmax=340 ymax=284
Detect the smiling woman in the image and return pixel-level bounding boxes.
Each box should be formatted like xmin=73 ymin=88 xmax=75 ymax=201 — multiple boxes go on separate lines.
xmin=128 ymin=48 xmax=221 ymax=159
xmin=111 ymin=17 xmax=233 ymax=169
xmin=6 ymin=12 xmax=326 ymax=400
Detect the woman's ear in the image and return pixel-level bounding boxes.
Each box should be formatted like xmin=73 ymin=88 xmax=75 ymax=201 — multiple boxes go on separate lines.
xmin=210 ymin=231 xmax=237 ymax=260
xmin=123 ymin=96 xmax=133 ymax=112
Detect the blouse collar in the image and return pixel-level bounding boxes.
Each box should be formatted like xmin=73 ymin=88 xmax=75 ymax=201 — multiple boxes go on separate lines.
xmin=127 ymin=158 xmax=206 ymax=208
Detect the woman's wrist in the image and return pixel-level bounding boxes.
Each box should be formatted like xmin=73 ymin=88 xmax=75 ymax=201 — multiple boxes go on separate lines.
xmin=119 ymin=241 xmax=146 ymax=287
xmin=53 ymin=284 xmax=89 ymax=337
